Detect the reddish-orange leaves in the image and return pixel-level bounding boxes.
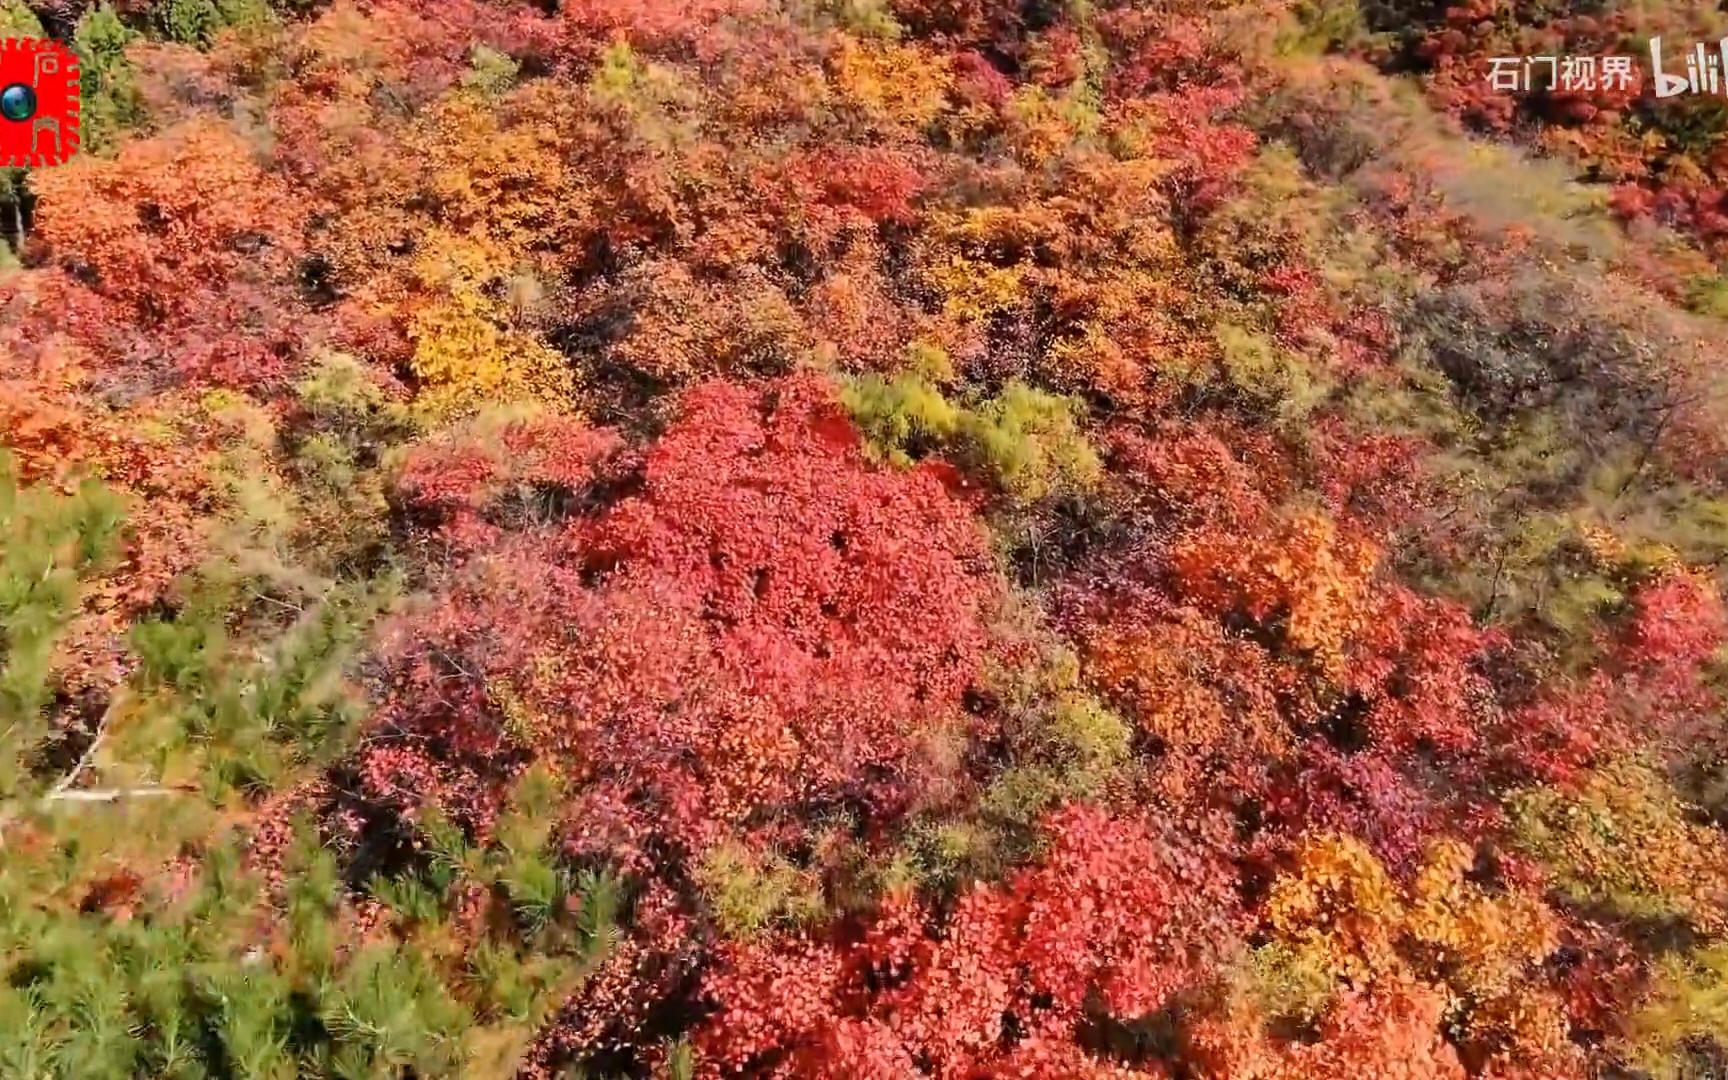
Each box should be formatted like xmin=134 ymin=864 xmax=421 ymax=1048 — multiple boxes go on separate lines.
xmin=1172 ymin=508 xmax=1381 ymax=674
xmin=31 ymin=120 xmax=301 ymax=326
xmin=696 ymin=803 xmax=1239 ymax=1076
xmin=374 ymin=374 xmax=997 ymax=856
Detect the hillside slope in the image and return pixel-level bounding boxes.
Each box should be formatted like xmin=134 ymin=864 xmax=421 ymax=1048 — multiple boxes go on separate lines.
xmin=4 ymin=1 xmax=1728 ymax=1076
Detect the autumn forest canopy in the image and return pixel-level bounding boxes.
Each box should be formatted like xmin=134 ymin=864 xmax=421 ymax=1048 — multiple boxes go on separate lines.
xmin=11 ymin=0 xmax=1728 ymax=1076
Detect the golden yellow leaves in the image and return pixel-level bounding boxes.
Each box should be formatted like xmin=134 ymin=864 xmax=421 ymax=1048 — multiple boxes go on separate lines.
xmin=412 ymin=87 xmax=596 ymax=253
xmin=1624 ymin=944 xmax=1728 ymax=1080
xmin=919 ymin=208 xmax=1040 ymax=329
xmin=1509 ymin=757 xmax=1728 ymax=931
xmin=287 ymin=73 xmax=599 ymax=419
xmin=407 ymin=300 xmax=569 ymax=418
xmin=1264 ymin=834 xmax=1574 ymax=1074
xmin=910 ymin=156 xmax=1192 ymax=402
xmin=1404 ymin=840 xmax=1558 ymax=1000
xmin=830 ymin=37 xmax=951 ymax=130
xmin=927 ymin=256 xmax=1031 ymax=325
xmin=1004 ymin=84 xmax=1098 ymax=168
xmin=404 ymin=233 xmax=574 ymax=419
xmin=1267 ymin=834 xmax=1406 ymax=986
xmin=1269 ymin=512 xmax=1380 ymax=666
xmin=1270 ymin=834 xmax=1564 ymax=991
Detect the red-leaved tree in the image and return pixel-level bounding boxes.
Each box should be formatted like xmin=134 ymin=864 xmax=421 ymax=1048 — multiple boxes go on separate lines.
xmin=370 ymin=374 xmax=998 ymax=861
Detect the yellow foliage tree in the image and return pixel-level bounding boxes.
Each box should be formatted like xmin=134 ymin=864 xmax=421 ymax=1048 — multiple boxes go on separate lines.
xmin=1509 ymin=756 xmax=1728 ymax=931
xmin=1266 ymin=833 xmax=1407 ymax=985
xmin=403 ymin=232 xmax=575 ymax=419
xmin=1265 ymin=834 xmax=1580 ymax=1076
xmin=1406 ymin=840 xmax=1557 ymax=1001
xmin=1623 ymin=944 xmax=1728 ymax=1080
xmin=409 ymin=85 xmax=598 ymax=254
xmin=829 ymin=37 xmax=951 ymax=130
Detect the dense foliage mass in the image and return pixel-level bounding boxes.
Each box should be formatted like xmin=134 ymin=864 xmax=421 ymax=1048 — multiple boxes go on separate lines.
xmin=5 ymin=0 xmax=1728 ymax=1076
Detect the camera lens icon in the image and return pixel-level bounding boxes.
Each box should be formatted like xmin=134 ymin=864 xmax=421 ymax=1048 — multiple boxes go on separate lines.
xmin=0 ymin=83 xmax=36 ymax=122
